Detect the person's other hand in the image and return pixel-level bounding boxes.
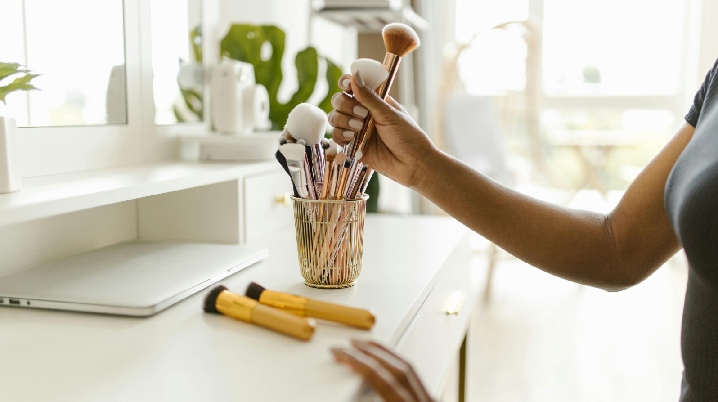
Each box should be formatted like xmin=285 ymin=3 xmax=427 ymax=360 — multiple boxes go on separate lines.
xmin=327 ymin=73 xmax=438 ymax=189
xmin=331 ymin=339 xmax=435 ymax=402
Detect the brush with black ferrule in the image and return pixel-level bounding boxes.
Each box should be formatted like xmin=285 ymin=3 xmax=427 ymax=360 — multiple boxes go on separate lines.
xmin=203 ymin=285 xmax=316 ymax=341
xmin=334 ymin=157 xmax=355 ymax=200
xmin=275 ymin=131 xmax=300 ymax=197
xmin=245 ymin=282 xmax=375 ymax=330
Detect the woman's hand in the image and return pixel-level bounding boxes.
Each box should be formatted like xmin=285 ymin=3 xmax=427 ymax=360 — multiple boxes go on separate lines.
xmin=327 ymin=73 xmax=438 ymax=189
xmin=331 ymin=339 xmax=435 ymax=402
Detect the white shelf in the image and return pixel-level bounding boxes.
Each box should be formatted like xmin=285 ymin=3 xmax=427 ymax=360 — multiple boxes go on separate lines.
xmin=0 ymin=161 xmax=277 ymax=227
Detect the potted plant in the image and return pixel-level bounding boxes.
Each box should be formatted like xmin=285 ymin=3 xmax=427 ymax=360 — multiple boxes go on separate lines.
xmin=0 ymin=62 xmax=39 ymax=193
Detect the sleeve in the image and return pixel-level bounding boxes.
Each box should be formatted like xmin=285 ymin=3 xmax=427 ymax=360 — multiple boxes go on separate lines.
xmin=686 ymin=57 xmax=718 ymax=127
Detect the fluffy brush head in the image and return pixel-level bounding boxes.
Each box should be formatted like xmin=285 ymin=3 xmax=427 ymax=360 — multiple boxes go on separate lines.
xmin=325 ymin=139 xmax=340 ymax=156
xmin=382 ymin=23 xmax=420 ymax=56
xmin=285 ymin=103 xmax=328 ymax=145
xmin=245 ymin=282 xmax=266 ymax=301
xmin=351 ymin=59 xmax=390 ymax=91
xmin=203 ymin=285 xmax=228 ymax=314
xmin=279 ymin=143 xmax=307 ymax=162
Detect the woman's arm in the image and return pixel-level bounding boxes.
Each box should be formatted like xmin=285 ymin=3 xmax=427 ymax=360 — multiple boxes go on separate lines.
xmin=329 ymin=73 xmax=693 ymax=291
xmin=413 ymin=123 xmax=692 ymax=291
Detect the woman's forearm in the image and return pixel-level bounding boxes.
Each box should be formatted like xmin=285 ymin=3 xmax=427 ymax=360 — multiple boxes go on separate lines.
xmin=411 ymin=149 xmax=624 ymax=290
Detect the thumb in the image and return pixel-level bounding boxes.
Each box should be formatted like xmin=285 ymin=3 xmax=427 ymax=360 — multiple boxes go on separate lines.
xmin=351 ymin=71 xmax=396 ymax=125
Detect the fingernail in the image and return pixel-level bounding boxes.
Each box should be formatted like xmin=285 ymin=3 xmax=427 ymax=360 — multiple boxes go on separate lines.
xmin=341 ymin=78 xmax=351 ymax=90
xmin=353 ymin=105 xmax=368 ymax=118
xmin=355 ymin=71 xmax=365 ymax=88
xmin=331 ymin=92 xmax=342 ymax=107
xmin=343 ymin=130 xmax=355 ymax=139
xmin=349 ymin=118 xmax=363 ymax=130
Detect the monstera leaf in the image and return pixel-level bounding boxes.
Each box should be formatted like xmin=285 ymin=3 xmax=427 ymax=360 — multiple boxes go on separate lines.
xmin=0 ymin=62 xmax=40 ymax=105
xmin=220 ymin=24 xmax=342 ymax=130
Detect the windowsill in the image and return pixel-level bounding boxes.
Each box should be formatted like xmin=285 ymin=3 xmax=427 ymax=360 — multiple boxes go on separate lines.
xmin=0 ymin=160 xmax=277 ymax=227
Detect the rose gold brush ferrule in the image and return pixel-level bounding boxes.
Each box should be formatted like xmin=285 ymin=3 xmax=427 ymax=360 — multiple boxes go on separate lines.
xmin=320 ymin=158 xmax=336 ymax=200
xmin=349 ymin=166 xmax=368 ymax=199
xmin=304 ymin=156 xmax=317 ymax=200
xmin=308 ymin=144 xmax=325 ymax=197
xmin=360 ymin=168 xmax=374 ymax=195
xmin=346 ymin=53 xmax=402 ymax=161
xmin=334 ymin=160 xmax=353 ymax=199
xmin=347 ymin=164 xmax=366 ymax=199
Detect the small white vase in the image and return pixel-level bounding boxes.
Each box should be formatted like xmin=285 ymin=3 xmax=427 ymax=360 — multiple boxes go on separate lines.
xmin=0 ymin=115 xmax=22 ymax=193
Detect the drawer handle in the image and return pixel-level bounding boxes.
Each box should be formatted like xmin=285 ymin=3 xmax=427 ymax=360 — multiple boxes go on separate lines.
xmin=443 ymin=290 xmax=466 ymax=315
xmin=275 ymin=192 xmax=292 ymax=207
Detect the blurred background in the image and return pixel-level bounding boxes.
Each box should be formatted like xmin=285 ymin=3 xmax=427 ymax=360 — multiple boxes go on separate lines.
xmin=309 ymin=1 xmax=717 ymax=401
xmin=4 ymin=0 xmax=717 ymax=400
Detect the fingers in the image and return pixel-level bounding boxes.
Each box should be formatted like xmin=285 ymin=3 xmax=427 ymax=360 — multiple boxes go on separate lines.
xmin=331 ymin=127 xmax=357 ymax=146
xmin=351 ymin=340 xmax=433 ymax=402
xmin=330 ymin=91 xmax=369 ymax=120
xmin=338 ymin=73 xmax=353 ymax=95
xmin=328 ymin=91 xmax=369 ymax=146
xmin=350 ymin=72 xmax=397 ymax=125
xmin=332 ymin=347 xmax=414 ymax=402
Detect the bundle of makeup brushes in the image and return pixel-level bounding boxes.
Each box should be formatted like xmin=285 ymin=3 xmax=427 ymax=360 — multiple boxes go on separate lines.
xmin=275 ymin=23 xmax=420 ymax=202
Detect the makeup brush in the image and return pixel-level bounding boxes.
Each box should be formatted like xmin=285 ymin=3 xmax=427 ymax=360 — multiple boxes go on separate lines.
xmin=203 ymin=285 xmax=316 ymax=341
xmin=329 ymin=152 xmax=347 ymax=200
xmin=345 ymin=24 xmax=420 ymax=162
xmin=275 ymin=131 xmax=300 ymax=197
xmin=279 ymin=143 xmax=314 ymax=199
xmin=285 ymin=103 xmax=328 ymax=198
xmin=344 ymin=59 xmax=391 ymax=161
xmin=245 ymin=282 xmax=375 ymax=330
xmin=348 ymin=164 xmax=369 ymax=199
xmin=320 ymin=140 xmax=340 ymax=200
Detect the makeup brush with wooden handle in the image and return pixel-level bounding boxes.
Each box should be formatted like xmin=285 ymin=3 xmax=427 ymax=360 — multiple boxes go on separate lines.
xmin=204 ymin=285 xmax=316 ymax=341
xmin=245 ymin=282 xmax=376 ymax=330
xmin=345 ymin=23 xmax=420 ymax=162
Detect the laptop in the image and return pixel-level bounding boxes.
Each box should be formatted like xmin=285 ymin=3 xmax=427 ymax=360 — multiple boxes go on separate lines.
xmin=0 ymin=241 xmax=267 ymax=317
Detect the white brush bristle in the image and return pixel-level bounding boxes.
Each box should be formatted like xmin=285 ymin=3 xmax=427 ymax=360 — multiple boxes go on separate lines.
xmin=351 ymin=59 xmax=390 ymax=91
xmin=279 ymin=143 xmax=307 ymax=162
xmin=382 ymin=23 xmax=420 ymax=56
xmin=285 ymin=103 xmax=328 ymax=145
xmin=325 ymin=139 xmax=340 ymax=156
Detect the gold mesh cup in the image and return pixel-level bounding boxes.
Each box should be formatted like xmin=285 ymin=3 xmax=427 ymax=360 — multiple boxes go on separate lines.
xmin=292 ymin=195 xmax=367 ymax=288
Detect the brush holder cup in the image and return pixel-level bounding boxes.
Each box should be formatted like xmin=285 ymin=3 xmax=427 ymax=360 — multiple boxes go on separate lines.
xmin=291 ymin=195 xmax=368 ymax=289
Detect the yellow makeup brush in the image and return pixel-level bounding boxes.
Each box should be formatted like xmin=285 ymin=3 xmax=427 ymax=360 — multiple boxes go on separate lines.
xmin=245 ymin=282 xmax=375 ymax=330
xmin=203 ymin=285 xmax=316 ymax=341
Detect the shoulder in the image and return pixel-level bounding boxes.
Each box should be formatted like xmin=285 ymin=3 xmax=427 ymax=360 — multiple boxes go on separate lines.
xmin=685 ymin=57 xmax=718 ymax=127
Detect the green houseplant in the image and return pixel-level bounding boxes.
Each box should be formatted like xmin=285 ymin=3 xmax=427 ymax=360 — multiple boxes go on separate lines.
xmin=219 ymin=24 xmax=342 ymax=130
xmin=219 ymin=24 xmax=379 ymax=212
xmin=0 ymin=62 xmax=40 ymax=193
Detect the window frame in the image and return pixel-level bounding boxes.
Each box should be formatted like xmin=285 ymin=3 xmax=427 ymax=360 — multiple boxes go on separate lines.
xmin=15 ymin=0 xmax=215 ymax=179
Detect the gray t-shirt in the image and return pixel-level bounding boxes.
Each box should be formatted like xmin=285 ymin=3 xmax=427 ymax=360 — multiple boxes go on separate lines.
xmin=665 ymin=57 xmax=718 ymax=400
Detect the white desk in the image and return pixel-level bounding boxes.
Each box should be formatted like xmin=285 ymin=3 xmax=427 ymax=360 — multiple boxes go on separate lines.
xmin=0 ymin=215 xmax=480 ymax=402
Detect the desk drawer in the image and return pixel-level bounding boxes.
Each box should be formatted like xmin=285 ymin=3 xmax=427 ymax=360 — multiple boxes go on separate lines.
xmin=395 ymin=234 xmax=482 ymax=396
xmin=243 ymin=169 xmax=295 ymax=242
